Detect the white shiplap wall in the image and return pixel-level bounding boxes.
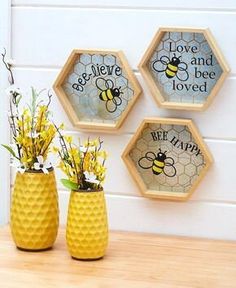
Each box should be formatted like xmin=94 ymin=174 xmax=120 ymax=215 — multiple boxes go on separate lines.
xmin=0 ymin=0 xmax=11 ymax=225
xmin=10 ymin=0 xmax=236 ymax=239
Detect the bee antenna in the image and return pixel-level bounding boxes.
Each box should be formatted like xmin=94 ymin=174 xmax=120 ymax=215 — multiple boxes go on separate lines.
xmin=159 ymin=148 xmax=162 ymax=152
xmin=173 ymin=53 xmax=176 ymax=57
xmin=164 ymin=150 xmax=167 ymax=154
xmin=178 ymin=55 xmax=182 ymax=59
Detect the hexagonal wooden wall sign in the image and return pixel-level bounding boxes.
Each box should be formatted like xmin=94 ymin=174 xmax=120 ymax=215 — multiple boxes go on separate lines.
xmin=53 ymin=49 xmax=142 ymax=131
xmin=122 ymin=118 xmax=213 ymax=201
xmin=139 ymin=27 xmax=230 ymax=111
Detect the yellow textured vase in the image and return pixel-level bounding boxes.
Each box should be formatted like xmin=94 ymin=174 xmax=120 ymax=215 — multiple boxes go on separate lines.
xmin=10 ymin=169 xmax=59 ymax=251
xmin=66 ymin=190 xmax=108 ymax=260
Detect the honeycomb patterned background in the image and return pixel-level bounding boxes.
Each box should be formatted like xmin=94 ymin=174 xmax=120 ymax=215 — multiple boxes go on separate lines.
xmin=149 ymin=32 xmax=223 ymax=104
xmin=63 ymin=54 xmax=134 ymax=124
xmin=129 ymin=123 xmax=206 ymax=193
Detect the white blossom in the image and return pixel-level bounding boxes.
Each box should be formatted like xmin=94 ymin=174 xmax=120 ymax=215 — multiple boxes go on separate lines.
xmin=34 ymin=155 xmax=51 ymax=174
xmin=10 ymin=159 xmax=26 ymax=174
xmin=27 ymin=131 xmax=40 ymax=139
xmin=84 ymin=171 xmax=99 ymax=185
xmin=5 ymin=85 xmax=21 ymax=97
xmin=80 ymin=145 xmax=95 ymax=153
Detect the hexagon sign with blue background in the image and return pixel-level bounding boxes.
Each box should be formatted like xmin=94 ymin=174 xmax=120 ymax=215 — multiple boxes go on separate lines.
xmin=122 ymin=118 xmax=213 ymax=200
xmin=54 ymin=50 xmax=141 ymax=130
xmin=139 ymin=28 xmax=229 ymax=110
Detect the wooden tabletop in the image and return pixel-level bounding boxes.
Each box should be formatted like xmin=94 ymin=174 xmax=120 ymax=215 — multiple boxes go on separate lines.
xmin=1 ymin=226 xmax=236 ymax=288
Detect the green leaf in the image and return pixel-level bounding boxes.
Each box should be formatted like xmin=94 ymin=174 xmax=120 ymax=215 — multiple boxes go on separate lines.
xmin=61 ymin=179 xmax=78 ymax=191
xmin=29 ymin=86 xmax=39 ymax=115
xmin=15 ymin=95 xmax=22 ymax=106
xmin=1 ymin=144 xmax=17 ymax=158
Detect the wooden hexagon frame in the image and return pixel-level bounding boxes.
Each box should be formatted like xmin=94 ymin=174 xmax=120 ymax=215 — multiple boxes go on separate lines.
xmin=139 ymin=27 xmax=230 ymax=111
xmin=53 ymin=49 xmax=142 ymax=131
xmin=122 ymin=117 xmax=213 ymax=201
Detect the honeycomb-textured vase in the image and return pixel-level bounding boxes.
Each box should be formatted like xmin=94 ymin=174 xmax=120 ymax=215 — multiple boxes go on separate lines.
xmin=10 ymin=170 xmax=59 ymax=251
xmin=66 ymin=190 xmax=108 ymax=260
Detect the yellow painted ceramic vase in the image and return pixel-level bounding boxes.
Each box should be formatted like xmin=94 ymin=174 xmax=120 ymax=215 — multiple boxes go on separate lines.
xmin=10 ymin=169 xmax=59 ymax=251
xmin=66 ymin=189 xmax=108 ymax=260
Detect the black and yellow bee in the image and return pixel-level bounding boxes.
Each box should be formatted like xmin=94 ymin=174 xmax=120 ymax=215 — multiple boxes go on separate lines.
xmin=152 ymin=54 xmax=189 ymax=82
xmin=138 ymin=149 xmax=176 ymax=177
xmin=95 ymin=77 xmax=123 ymax=113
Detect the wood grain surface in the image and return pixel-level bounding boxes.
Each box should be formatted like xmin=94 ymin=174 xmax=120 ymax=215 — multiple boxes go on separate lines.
xmin=1 ymin=226 xmax=236 ymax=287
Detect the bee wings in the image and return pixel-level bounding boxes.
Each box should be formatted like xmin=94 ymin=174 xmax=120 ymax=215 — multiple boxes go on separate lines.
xmin=165 ymin=157 xmax=175 ymax=166
xmin=95 ymin=77 xmax=114 ymax=91
xmin=178 ymin=62 xmax=188 ymax=71
xmin=152 ymin=55 xmax=170 ymax=73
xmin=163 ymin=157 xmax=177 ymax=177
xmin=138 ymin=152 xmax=156 ymax=169
xmin=106 ymin=98 xmax=120 ymax=113
xmin=176 ymin=62 xmax=189 ymax=81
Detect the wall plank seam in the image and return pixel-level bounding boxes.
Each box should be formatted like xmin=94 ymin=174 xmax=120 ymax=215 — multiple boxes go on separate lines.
xmin=12 ymin=66 xmax=236 ymax=79
xmin=11 ymin=4 xmax=236 ymax=14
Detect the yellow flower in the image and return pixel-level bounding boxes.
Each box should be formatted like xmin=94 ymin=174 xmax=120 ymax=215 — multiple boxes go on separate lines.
xmin=39 ymin=105 xmax=47 ymax=113
xmin=84 ymin=138 xmax=98 ymax=147
xmin=98 ymin=150 xmax=108 ymax=160
xmin=56 ymin=136 xmax=107 ymax=189
xmin=52 ymin=147 xmax=59 ymax=153
xmin=93 ymin=138 xmax=100 ymax=147
xmin=64 ymin=136 xmax=72 ymax=144
xmin=59 ymin=123 xmax=65 ymax=130
xmin=22 ymin=108 xmax=30 ymax=117
xmin=7 ymin=87 xmax=63 ymax=171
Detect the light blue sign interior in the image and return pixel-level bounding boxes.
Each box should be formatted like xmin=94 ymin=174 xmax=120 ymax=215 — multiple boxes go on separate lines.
xmin=129 ymin=123 xmax=206 ymax=193
xmin=63 ymin=54 xmax=134 ymax=124
xmin=149 ymin=32 xmax=223 ymax=104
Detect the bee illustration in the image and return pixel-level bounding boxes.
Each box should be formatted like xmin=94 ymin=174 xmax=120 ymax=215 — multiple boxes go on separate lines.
xmin=152 ymin=54 xmax=189 ymax=82
xmin=95 ymin=77 xmax=123 ymax=113
xmin=138 ymin=149 xmax=176 ymax=177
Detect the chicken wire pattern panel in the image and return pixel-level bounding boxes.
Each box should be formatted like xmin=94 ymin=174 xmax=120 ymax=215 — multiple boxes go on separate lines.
xmin=149 ymin=32 xmax=223 ymax=104
xmin=129 ymin=123 xmax=206 ymax=193
xmin=62 ymin=54 xmax=134 ymax=124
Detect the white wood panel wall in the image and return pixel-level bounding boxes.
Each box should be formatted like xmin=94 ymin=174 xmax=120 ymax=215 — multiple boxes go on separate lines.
xmin=0 ymin=0 xmax=11 ymax=225
xmin=9 ymin=0 xmax=236 ymax=239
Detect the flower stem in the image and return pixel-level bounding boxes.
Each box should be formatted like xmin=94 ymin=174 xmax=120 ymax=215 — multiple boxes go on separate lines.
xmin=1 ymin=48 xmax=14 ymax=85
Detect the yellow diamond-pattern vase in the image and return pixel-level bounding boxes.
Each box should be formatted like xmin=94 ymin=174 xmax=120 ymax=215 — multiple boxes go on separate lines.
xmin=10 ymin=170 xmax=59 ymax=251
xmin=66 ymin=190 xmax=109 ymax=260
